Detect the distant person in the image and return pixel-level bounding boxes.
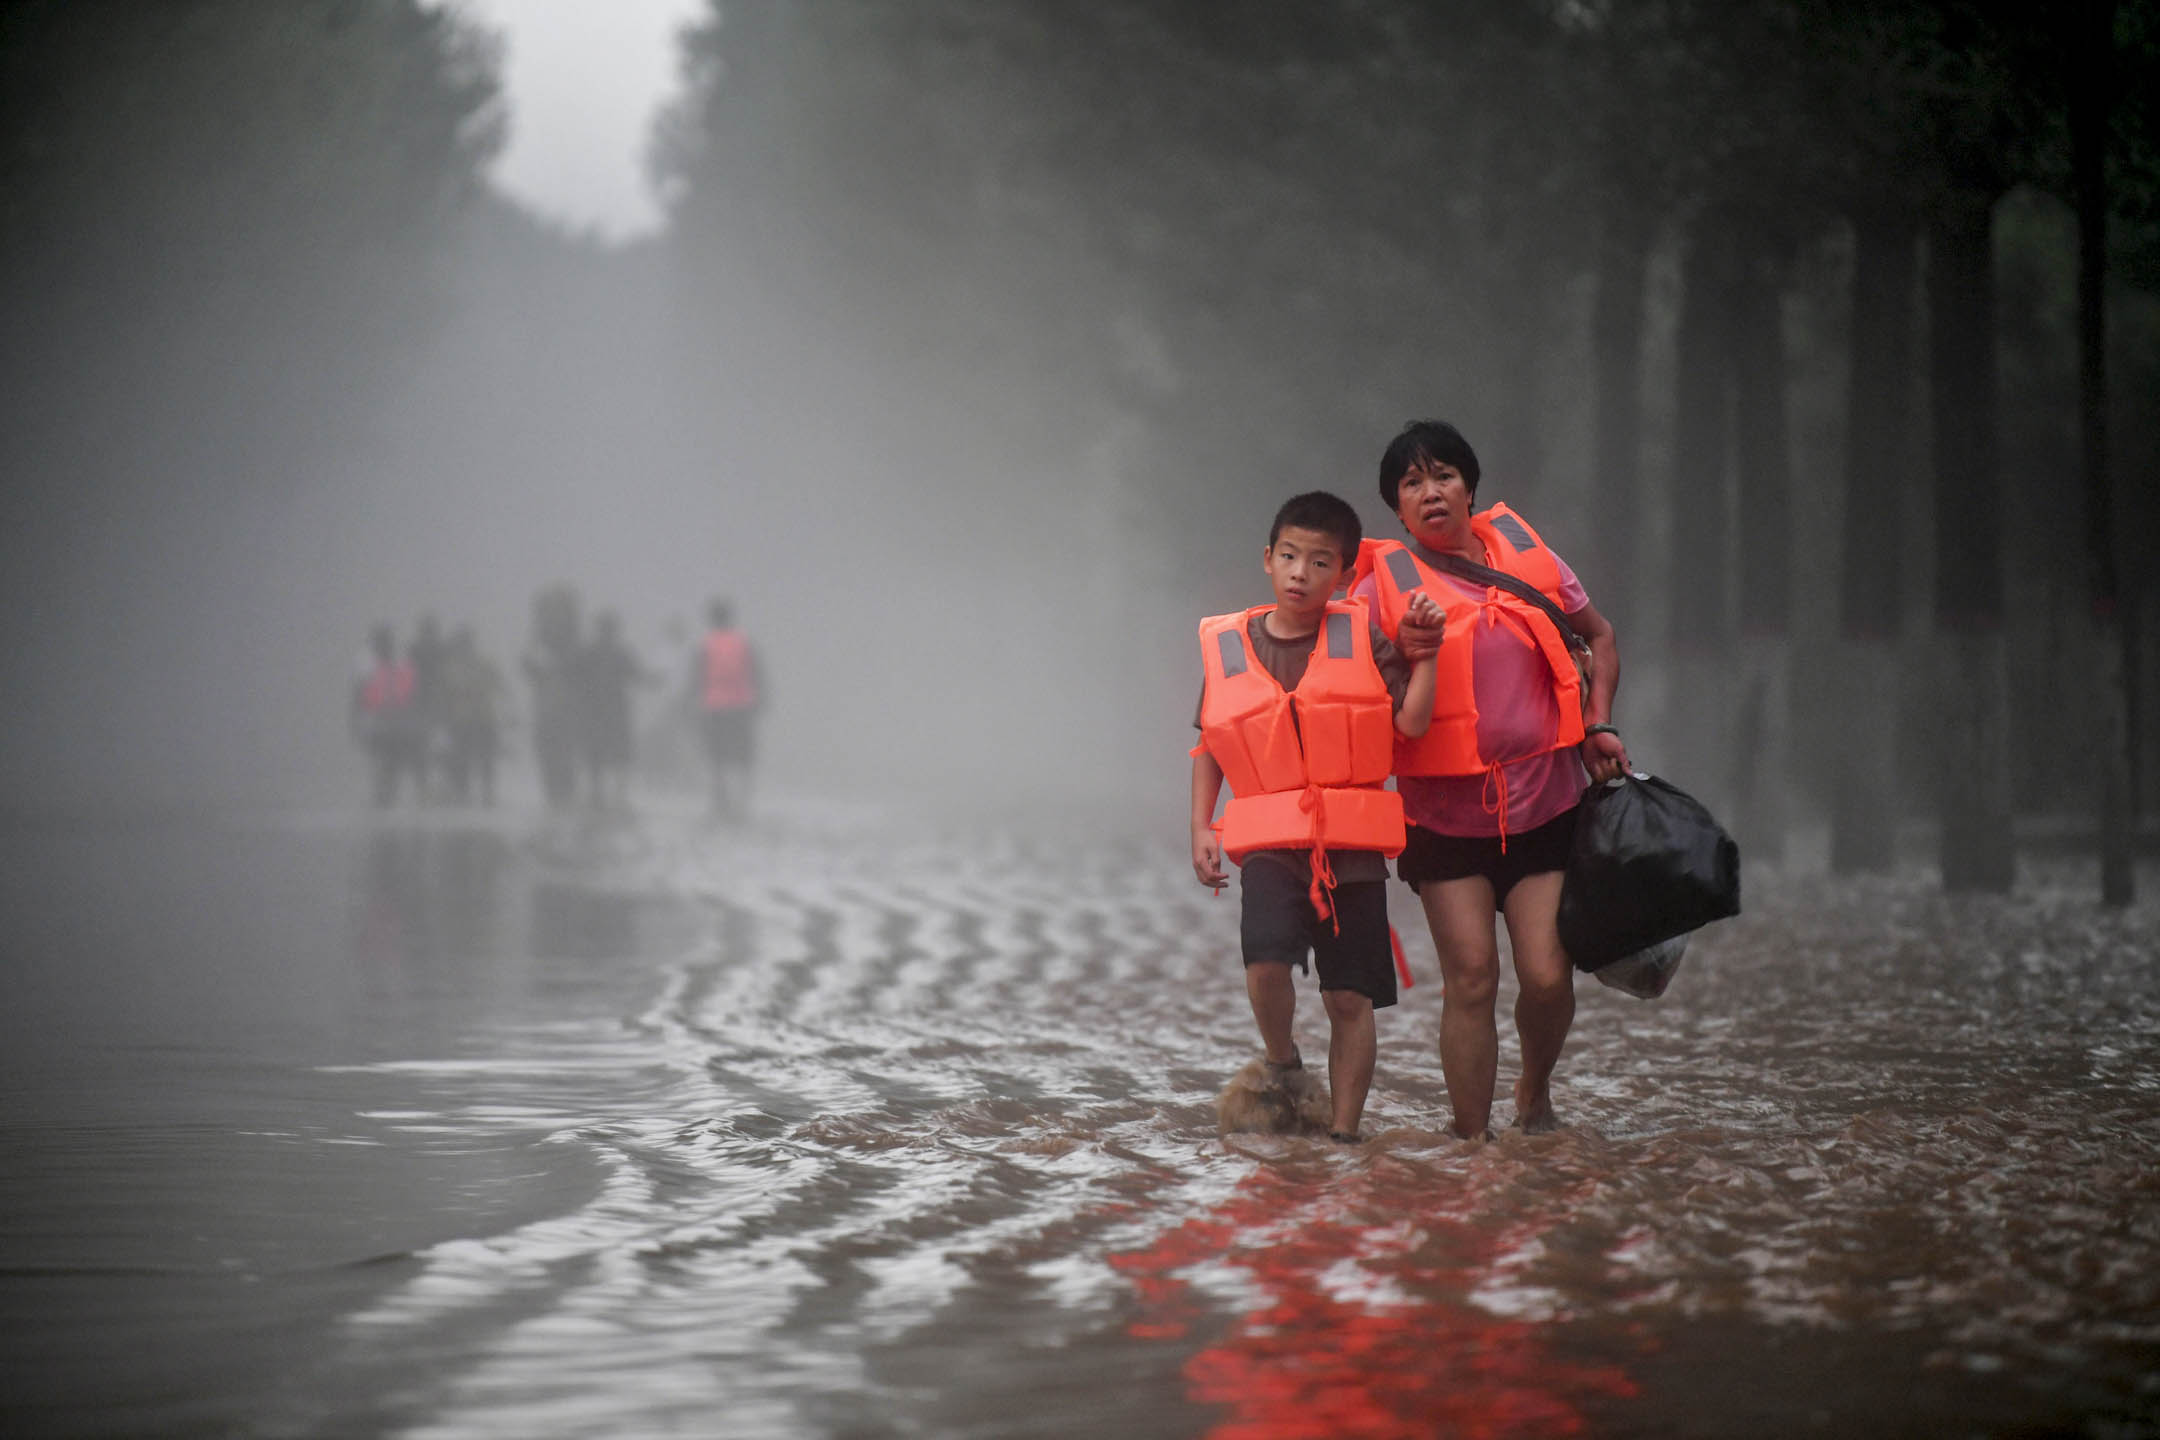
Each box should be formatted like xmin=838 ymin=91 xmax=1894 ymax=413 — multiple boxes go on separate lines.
xmin=574 ymin=610 xmax=654 ymax=810
xmin=408 ymin=614 xmax=450 ymax=802
xmin=523 ymin=585 xmax=584 ymax=811
xmin=1347 ymin=420 xmax=1628 ymax=1139
xmin=440 ymin=626 xmax=505 ymax=807
xmin=1190 ymin=491 xmax=1440 ymax=1144
xmin=691 ymin=598 xmax=763 ymax=821
xmin=351 ymin=623 xmax=422 ymax=807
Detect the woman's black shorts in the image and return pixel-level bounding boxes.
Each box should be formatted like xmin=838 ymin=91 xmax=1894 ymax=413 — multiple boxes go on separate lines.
xmin=1238 ymin=859 xmax=1396 ymax=1009
xmin=1393 ymin=807 xmax=1579 ymax=904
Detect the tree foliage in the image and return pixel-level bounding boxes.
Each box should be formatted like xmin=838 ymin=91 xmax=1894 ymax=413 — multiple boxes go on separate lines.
xmin=0 ymin=0 xmax=502 ymax=509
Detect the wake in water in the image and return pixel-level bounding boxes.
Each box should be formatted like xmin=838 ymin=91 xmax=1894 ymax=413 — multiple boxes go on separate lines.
xmin=273 ymin=805 xmax=2160 ymax=1439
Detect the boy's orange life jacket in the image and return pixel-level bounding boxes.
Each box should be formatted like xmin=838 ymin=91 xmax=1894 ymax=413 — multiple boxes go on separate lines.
xmin=1352 ymin=503 xmax=1585 ymax=782
xmin=1195 ymin=604 xmax=1407 ymax=904
xmin=701 ymin=630 xmax=757 ymax=710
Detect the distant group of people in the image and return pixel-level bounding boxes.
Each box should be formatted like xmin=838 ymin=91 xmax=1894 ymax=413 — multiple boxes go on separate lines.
xmin=349 ymin=589 xmax=763 ymax=821
xmin=350 ymin=616 xmax=507 ymax=808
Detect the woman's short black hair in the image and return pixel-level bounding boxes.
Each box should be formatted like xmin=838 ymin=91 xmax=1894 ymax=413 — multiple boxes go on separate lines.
xmin=1268 ymin=490 xmax=1362 ymax=566
xmin=1378 ymin=420 xmax=1481 ymax=511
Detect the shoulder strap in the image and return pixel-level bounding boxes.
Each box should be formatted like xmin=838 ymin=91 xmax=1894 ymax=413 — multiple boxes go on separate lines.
xmin=1413 ymin=543 xmax=1590 ymax=656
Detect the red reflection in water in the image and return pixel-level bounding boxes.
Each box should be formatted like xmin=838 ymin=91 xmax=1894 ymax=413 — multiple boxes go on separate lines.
xmin=1110 ymin=1159 xmax=1639 ymax=1439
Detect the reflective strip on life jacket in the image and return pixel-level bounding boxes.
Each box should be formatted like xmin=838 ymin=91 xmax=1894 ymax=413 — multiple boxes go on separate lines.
xmin=1360 ymin=503 xmax=1585 ymax=779
xmin=702 ymin=630 xmax=757 ymax=710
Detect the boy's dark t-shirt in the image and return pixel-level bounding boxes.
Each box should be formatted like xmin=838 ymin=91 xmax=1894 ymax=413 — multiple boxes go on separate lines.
xmin=1195 ymin=613 xmax=1412 ymax=884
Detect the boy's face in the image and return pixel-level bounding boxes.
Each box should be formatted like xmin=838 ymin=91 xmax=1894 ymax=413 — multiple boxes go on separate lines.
xmin=1262 ymin=525 xmax=1349 ymax=617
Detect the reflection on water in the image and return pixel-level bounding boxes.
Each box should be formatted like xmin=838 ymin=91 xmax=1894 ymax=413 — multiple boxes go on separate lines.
xmin=4 ymin=810 xmax=2158 ymax=1438
xmin=1113 ymin=1159 xmax=1640 ymax=1438
xmin=528 ymin=880 xmax=640 ymax=962
xmin=354 ymin=829 xmax=510 ymax=979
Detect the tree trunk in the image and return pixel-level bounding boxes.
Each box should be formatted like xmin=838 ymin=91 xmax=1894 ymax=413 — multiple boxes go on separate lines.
xmin=1730 ymin=235 xmax=1794 ymax=861
xmin=2073 ymin=0 xmax=2133 ymax=905
xmin=1833 ymin=208 xmax=1918 ymax=874
xmin=1929 ymin=190 xmax=2015 ymax=893
xmin=1667 ymin=216 xmax=1737 ymax=805
xmin=1590 ymin=205 xmax=1654 ymax=641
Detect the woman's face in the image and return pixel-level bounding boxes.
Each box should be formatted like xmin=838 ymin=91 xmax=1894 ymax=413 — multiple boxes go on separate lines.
xmin=1394 ymin=462 xmax=1474 ymax=547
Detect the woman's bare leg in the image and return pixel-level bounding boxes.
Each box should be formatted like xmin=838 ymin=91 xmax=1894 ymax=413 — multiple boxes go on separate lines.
xmin=1418 ymin=876 xmax=1501 ymax=1139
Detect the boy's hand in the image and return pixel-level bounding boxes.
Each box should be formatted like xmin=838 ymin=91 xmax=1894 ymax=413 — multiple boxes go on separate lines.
xmin=1398 ymin=591 xmax=1445 ymax=660
xmin=1191 ymin=827 xmax=1227 ymax=889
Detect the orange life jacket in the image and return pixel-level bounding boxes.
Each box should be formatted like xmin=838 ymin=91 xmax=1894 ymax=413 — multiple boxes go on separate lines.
xmin=1354 ymin=503 xmax=1585 ymax=784
xmin=701 ymin=630 xmax=757 ymax=710
xmin=1196 ymin=603 xmax=1406 ymax=923
xmin=361 ymin=661 xmax=413 ymax=713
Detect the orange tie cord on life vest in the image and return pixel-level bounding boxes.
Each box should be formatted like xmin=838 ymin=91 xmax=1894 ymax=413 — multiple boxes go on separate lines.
xmin=1299 ymin=784 xmax=1339 ymax=935
xmin=1481 ymin=762 xmax=1511 ymax=854
xmin=1389 ymin=924 xmax=1414 ymax=989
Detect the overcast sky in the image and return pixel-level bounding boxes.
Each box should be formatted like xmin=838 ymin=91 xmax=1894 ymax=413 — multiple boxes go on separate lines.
xmin=452 ymin=0 xmax=705 ymax=242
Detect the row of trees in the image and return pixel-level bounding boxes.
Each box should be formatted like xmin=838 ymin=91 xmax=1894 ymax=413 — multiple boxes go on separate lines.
xmin=0 ymin=1 xmax=501 ymax=806
xmin=660 ymin=0 xmax=2160 ymax=898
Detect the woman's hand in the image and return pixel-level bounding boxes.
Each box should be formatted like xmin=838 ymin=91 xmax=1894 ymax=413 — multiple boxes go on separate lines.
xmin=1581 ymin=728 xmax=1630 ymax=784
xmin=1397 ymin=591 xmax=1445 ymax=660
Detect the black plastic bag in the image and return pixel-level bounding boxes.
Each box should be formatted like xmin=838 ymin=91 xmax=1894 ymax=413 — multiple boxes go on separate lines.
xmin=1558 ymin=773 xmax=1740 ymax=976
xmin=1590 ymin=933 xmax=1688 ymax=999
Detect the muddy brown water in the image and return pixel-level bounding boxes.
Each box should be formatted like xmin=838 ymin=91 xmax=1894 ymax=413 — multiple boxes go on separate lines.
xmin=2 ymin=806 xmax=2155 ymax=1438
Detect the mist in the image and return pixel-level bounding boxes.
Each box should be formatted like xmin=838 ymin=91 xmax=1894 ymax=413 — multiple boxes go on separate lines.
xmin=10 ymin=8 xmax=2160 ymax=1434
xmin=4 ymin=0 xmax=2158 ymax=868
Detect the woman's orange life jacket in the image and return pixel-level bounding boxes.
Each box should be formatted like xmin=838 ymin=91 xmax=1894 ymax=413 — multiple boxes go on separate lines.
xmin=701 ymin=630 xmax=757 ymax=710
xmin=1353 ymin=503 xmax=1585 ymax=781
xmin=1195 ymin=603 xmax=1407 ymax=914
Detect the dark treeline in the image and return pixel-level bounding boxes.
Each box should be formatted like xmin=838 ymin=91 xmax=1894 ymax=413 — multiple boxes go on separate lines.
xmin=0 ymin=0 xmax=501 ymax=805
xmin=658 ymin=0 xmax=2160 ymax=895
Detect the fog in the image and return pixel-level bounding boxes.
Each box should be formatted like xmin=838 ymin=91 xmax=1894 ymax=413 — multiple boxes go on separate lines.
xmin=8 ymin=10 xmax=2160 ymax=1432
xmin=3 ymin=0 xmax=2156 ymax=868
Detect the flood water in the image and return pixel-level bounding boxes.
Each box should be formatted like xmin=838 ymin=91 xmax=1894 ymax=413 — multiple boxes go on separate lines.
xmin=2 ymin=803 xmax=2156 ymax=1438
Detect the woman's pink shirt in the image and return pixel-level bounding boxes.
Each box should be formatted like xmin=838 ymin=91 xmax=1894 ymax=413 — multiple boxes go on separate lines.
xmin=1348 ymin=551 xmax=1591 ymax=838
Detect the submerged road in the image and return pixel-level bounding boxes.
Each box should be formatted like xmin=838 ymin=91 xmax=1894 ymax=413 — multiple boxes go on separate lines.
xmin=2 ymin=802 xmax=2156 ymax=1438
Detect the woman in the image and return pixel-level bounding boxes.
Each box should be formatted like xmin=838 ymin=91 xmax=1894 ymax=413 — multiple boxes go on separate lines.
xmin=1350 ymin=420 xmax=1629 ymax=1138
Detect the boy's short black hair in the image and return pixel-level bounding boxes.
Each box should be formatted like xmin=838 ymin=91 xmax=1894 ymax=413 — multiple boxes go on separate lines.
xmin=1268 ymin=490 xmax=1363 ymax=565
xmin=1378 ymin=420 xmax=1482 ymax=511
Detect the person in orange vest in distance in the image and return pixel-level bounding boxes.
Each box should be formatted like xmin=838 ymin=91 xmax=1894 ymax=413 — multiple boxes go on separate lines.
xmin=1192 ymin=491 xmax=1442 ymax=1143
xmin=1347 ymin=420 xmax=1630 ymax=1141
xmin=692 ymin=597 xmax=763 ymax=821
xmin=351 ymin=622 xmax=422 ymax=807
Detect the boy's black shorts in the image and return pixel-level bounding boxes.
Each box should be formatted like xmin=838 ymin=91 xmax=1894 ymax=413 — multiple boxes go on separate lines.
xmin=1393 ymin=806 xmax=1578 ymax=904
xmin=1239 ymin=860 xmax=1396 ymax=1009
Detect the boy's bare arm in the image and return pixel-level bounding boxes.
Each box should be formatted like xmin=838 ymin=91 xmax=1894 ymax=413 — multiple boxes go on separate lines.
xmin=1395 ymin=651 xmax=1439 ymax=738
xmin=1393 ymin=592 xmax=1444 ymax=737
xmin=1190 ymin=750 xmax=1227 ymax=888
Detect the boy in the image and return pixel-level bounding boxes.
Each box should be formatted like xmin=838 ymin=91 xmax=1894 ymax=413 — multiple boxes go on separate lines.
xmin=1191 ymin=490 xmax=1441 ymax=1141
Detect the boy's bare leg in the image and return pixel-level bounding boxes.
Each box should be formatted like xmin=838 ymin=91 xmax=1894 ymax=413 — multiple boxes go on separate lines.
xmin=1418 ymin=876 xmax=1502 ymax=1139
xmin=1245 ymin=962 xmax=1299 ymax=1066
xmin=1501 ymin=870 xmax=1573 ymax=1134
xmin=1321 ymin=988 xmax=1375 ymax=1136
